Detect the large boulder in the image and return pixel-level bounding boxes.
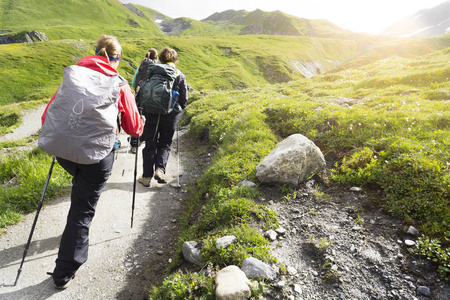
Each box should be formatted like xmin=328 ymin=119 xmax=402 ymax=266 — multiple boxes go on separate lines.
xmin=256 ymin=134 xmax=325 ymax=187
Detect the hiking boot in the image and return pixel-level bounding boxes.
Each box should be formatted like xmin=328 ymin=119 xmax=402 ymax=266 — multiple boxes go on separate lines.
xmin=138 ymin=176 xmax=151 ymax=187
xmin=47 ymin=271 xmax=76 ymax=290
xmin=154 ymin=168 xmax=166 ymax=184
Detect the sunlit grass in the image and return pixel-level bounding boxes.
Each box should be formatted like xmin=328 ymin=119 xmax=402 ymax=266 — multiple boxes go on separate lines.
xmin=0 ymin=148 xmax=71 ymax=228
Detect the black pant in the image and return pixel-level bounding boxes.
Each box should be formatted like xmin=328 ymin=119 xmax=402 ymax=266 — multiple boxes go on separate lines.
xmin=142 ymin=112 xmax=179 ymax=178
xmin=52 ymin=151 xmax=115 ymax=283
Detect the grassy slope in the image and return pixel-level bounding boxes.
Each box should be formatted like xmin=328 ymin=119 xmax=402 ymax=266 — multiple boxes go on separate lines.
xmin=0 ymin=35 xmax=363 ymax=105
xmin=0 ymin=0 xmax=162 ymax=39
xmin=149 ymin=44 xmax=450 ymax=297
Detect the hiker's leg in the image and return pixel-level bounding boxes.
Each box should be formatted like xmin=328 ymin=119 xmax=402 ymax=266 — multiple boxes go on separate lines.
xmin=154 ymin=114 xmax=177 ymax=172
xmin=142 ymin=113 xmax=158 ymax=178
xmin=52 ymin=151 xmax=114 ymax=283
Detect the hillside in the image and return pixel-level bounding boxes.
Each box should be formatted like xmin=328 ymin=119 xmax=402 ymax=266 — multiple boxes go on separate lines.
xmin=0 ymin=0 xmax=162 ymax=40
xmin=0 ymin=35 xmax=366 ymax=105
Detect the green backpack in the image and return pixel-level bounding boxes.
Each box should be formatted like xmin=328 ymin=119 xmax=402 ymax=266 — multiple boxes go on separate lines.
xmin=137 ymin=63 xmax=177 ymax=115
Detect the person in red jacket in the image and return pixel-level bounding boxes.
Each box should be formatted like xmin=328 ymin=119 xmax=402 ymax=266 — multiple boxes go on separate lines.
xmin=42 ymin=34 xmax=144 ymax=289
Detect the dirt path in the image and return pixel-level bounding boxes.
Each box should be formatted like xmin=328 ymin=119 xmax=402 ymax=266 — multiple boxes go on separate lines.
xmin=0 ymin=104 xmax=47 ymax=143
xmin=0 ymin=114 xmax=196 ymax=299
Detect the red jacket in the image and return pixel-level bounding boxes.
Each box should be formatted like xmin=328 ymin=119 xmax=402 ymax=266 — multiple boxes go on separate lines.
xmin=42 ymin=56 xmax=144 ymax=137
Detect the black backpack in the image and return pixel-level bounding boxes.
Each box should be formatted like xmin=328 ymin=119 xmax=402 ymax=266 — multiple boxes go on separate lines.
xmin=136 ymin=63 xmax=177 ymax=115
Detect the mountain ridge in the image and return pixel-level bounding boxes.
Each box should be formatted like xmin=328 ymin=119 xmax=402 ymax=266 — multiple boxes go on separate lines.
xmin=381 ymin=1 xmax=450 ymax=37
xmin=143 ymin=8 xmax=349 ymax=37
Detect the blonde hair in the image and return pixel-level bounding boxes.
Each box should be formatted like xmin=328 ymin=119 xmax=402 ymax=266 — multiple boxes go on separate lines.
xmin=159 ymin=47 xmax=178 ymax=64
xmin=96 ymin=34 xmax=122 ymax=63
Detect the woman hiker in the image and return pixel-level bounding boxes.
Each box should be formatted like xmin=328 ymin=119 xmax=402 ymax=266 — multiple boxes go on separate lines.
xmin=128 ymin=47 xmax=159 ymax=154
xmin=40 ymin=34 xmax=144 ymax=289
xmin=138 ymin=47 xmax=188 ymax=186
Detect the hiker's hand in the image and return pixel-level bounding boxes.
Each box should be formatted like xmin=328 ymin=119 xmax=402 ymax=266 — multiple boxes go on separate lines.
xmin=140 ymin=115 xmax=146 ymax=123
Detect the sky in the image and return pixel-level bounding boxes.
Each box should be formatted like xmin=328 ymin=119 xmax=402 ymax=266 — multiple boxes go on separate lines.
xmin=118 ymin=0 xmax=448 ymax=34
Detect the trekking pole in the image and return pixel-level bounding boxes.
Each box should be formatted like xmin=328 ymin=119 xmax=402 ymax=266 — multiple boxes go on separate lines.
xmin=177 ymin=121 xmax=180 ymax=188
xmin=14 ymin=156 xmax=56 ymax=286
xmin=131 ymin=136 xmax=138 ymax=228
xmin=131 ymin=109 xmax=143 ymax=228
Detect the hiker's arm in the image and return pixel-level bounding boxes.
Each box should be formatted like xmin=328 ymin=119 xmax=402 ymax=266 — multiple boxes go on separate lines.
xmin=118 ymin=84 xmax=144 ymax=137
xmin=131 ymin=66 xmax=139 ymax=91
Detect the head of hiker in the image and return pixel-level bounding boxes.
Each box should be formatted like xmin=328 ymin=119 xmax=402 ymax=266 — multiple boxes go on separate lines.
xmin=159 ymin=47 xmax=178 ymax=64
xmin=95 ymin=34 xmax=122 ymax=69
xmin=146 ymin=48 xmax=158 ymax=60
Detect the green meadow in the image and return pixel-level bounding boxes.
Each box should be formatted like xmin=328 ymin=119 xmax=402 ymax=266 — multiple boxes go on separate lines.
xmin=1 ymin=0 xmax=449 ymax=296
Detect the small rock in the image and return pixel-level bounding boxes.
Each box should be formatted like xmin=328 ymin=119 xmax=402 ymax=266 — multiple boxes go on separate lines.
xmin=293 ymin=284 xmax=302 ymax=294
xmin=275 ymin=226 xmax=287 ymax=235
xmin=350 ymin=187 xmax=362 ymax=192
xmin=312 ymin=270 xmax=319 ymax=277
xmin=417 ymin=286 xmax=431 ymax=297
xmin=216 ymin=235 xmax=237 ymax=249
xmin=274 ymin=281 xmax=285 ymax=288
xmin=406 ymin=226 xmax=420 ymax=236
xmin=287 ymin=266 xmax=298 ymax=276
xmin=238 ymin=180 xmax=256 ymax=188
xmin=397 ymin=253 xmax=404 ymax=259
xmin=405 ymin=240 xmax=416 ymax=247
xmin=241 ymin=257 xmax=276 ymax=280
xmin=352 ymin=226 xmax=363 ymax=231
xmin=265 ymin=229 xmax=277 ymax=241
xmin=182 ymin=241 xmax=202 ymax=265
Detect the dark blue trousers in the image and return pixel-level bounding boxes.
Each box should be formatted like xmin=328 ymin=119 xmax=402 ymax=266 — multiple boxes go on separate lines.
xmin=52 ymin=151 xmax=114 ymax=283
xmin=142 ymin=112 xmax=179 ymax=178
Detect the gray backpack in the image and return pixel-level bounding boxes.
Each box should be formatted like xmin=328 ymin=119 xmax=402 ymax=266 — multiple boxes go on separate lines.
xmin=39 ymin=65 xmax=125 ymax=164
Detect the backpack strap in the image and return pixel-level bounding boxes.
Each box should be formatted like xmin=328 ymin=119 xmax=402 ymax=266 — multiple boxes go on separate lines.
xmin=113 ymin=74 xmax=127 ymax=134
xmin=116 ymin=74 xmax=128 ymax=87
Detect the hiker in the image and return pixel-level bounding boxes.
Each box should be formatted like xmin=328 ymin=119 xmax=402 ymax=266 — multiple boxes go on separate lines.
xmin=132 ymin=47 xmax=159 ymax=93
xmin=138 ymin=47 xmax=188 ymax=186
xmin=40 ymin=34 xmax=144 ymax=289
xmin=129 ymin=48 xmax=159 ymax=154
